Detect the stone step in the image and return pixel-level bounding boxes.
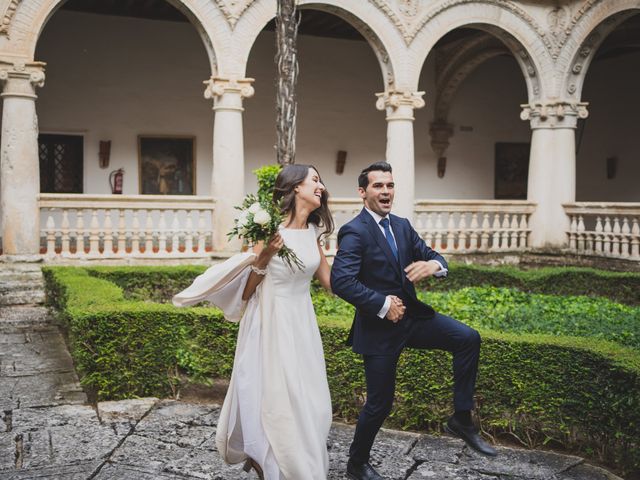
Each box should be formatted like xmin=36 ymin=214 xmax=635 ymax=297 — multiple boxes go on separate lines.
xmin=0 ymin=306 xmax=51 ymax=327
xmin=0 ymin=288 xmax=45 ymax=306
xmin=0 ymin=268 xmax=46 ymax=305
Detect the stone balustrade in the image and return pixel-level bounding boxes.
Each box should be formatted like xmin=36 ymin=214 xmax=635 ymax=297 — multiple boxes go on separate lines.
xmin=564 ymin=202 xmax=640 ymax=261
xmin=323 ymin=198 xmax=364 ymax=255
xmin=38 ymin=194 xmax=215 ymax=259
xmin=323 ymin=199 xmax=536 ymax=255
xmin=414 ymin=200 xmax=536 ymax=253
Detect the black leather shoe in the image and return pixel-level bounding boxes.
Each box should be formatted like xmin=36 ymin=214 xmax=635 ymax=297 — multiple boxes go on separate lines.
xmin=444 ymin=415 xmax=498 ymax=457
xmin=346 ymin=458 xmax=384 ymax=480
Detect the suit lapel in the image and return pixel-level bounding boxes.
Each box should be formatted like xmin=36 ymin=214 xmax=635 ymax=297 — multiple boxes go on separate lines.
xmin=359 ymin=209 xmax=402 ymax=279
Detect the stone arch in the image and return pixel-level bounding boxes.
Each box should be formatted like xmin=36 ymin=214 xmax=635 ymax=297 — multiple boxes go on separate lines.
xmin=0 ymin=0 xmax=221 ymax=73
xmin=407 ymin=1 xmax=552 ymax=101
xmin=433 ymin=33 xmax=510 ymax=122
xmin=231 ymin=0 xmax=402 ymax=90
xmin=558 ymin=1 xmax=640 ymax=102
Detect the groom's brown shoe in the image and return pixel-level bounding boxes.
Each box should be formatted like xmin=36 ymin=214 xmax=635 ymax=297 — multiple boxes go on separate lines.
xmin=347 ymin=458 xmax=384 ymax=480
xmin=444 ymin=416 xmax=498 ymax=457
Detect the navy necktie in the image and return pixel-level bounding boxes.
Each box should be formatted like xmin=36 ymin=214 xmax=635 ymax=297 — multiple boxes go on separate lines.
xmin=379 ymin=218 xmax=399 ymax=261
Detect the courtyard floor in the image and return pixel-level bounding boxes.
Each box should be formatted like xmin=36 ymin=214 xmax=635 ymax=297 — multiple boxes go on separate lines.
xmin=0 ymin=263 xmax=624 ymax=480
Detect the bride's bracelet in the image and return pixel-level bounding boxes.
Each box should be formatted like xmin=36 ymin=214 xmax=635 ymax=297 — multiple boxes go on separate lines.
xmin=250 ymin=265 xmax=268 ymax=276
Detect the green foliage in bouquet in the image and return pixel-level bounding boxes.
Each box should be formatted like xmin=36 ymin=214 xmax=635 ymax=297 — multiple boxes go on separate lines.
xmin=228 ymin=164 xmax=304 ymax=271
xmin=254 ymin=164 xmax=282 ymax=203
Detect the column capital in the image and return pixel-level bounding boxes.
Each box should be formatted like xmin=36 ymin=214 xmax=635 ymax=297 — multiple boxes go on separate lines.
xmin=204 ymin=76 xmax=254 ymax=112
xmin=375 ymin=90 xmax=425 ymax=120
xmin=0 ymin=60 xmax=46 ymax=99
xmin=520 ymin=100 xmax=588 ymax=129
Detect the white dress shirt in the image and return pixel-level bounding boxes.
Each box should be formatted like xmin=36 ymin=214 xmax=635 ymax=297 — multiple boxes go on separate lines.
xmin=362 ymin=208 xmax=447 ymax=319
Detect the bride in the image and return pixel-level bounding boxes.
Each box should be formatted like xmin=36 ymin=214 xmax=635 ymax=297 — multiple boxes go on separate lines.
xmin=216 ymin=164 xmax=334 ymax=479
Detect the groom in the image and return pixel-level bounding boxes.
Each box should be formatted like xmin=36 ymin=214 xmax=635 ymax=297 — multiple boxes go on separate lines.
xmin=331 ymin=162 xmax=497 ymax=480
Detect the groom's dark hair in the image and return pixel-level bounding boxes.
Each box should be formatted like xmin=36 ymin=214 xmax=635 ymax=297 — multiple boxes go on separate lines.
xmin=358 ymin=162 xmax=392 ymax=189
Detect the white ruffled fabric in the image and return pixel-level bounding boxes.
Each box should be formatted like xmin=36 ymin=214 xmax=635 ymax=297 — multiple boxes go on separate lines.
xmin=172 ymin=252 xmax=256 ymax=321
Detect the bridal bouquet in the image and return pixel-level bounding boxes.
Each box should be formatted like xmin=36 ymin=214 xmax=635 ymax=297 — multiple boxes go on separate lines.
xmin=228 ymin=193 xmax=304 ymax=271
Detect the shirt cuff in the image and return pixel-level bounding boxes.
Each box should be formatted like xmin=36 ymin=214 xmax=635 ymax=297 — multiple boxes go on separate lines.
xmin=377 ymin=296 xmax=391 ymax=318
xmin=432 ymin=260 xmax=448 ymax=278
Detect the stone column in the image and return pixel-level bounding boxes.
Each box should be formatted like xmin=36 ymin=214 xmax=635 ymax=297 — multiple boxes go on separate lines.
xmin=376 ymin=90 xmax=425 ymax=220
xmin=521 ymin=100 xmax=588 ymax=248
xmin=0 ymin=61 xmax=46 ymax=257
xmin=205 ymin=76 xmax=254 ymax=252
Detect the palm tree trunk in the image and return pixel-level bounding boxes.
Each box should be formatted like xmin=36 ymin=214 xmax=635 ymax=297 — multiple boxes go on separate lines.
xmin=275 ymin=0 xmax=300 ymax=165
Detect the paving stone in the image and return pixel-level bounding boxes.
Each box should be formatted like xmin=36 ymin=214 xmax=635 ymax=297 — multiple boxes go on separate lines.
xmin=0 ymin=339 xmax=75 ymax=376
xmin=457 ymin=443 xmax=583 ymax=479
xmin=0 ymin=431 xmax=18 ymax=471
xmin=109 ymin=433 xmax=194 ymax=471
xmin=326 ymin=422 xmax=420 ymax=480
xmin=91 ymin=462 xmax=188 ymax=479
xmin=407 ymin=460 xmax=498 ymax=479
xmin=164 ymin=447 xmax=250 ymax=479
xmin=560 ymin=462 xmax=624 ymax=480
xmin=0 ymin=371 xmax=86 ymax=410
xmin=133 ymin=400 xmax=218 ymax=448
xmin=411 ymin=433 xmax=466 ymax=464
xmin=8 ymin=407 xmax=122 ymax=471
xmin=0 ymin=461 xmax=101 ymax=479
xmin=11 ymin=404 xmax=100 ymax=431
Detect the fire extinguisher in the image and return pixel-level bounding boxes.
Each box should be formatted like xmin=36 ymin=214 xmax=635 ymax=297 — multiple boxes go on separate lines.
xmin=109 ymin=168 xmax=124 ymax=194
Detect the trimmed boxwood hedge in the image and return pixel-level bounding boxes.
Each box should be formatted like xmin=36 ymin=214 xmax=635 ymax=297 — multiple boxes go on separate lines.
xmin=43 ymin=266 xmax=640 ymax=476
xmin=84 ymin=263 xmax=640 ymax=306
xmin=421 ymin=263 xmax=640 ymax=306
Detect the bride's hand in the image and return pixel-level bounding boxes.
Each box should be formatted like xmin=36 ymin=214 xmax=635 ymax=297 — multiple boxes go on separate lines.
xmin=261 ymin=233 xmax=284 ymax=260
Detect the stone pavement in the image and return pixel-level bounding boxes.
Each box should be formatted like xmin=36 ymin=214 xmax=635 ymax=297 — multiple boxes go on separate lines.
xmin=0 ymin=263 xmax=624 ymax=480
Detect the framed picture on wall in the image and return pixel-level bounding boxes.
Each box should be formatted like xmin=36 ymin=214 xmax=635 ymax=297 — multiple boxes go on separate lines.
xmin=494 ymin=142 xmax=530 ymax=200
xmin=138 ymin=135 xmax=196 ymax=195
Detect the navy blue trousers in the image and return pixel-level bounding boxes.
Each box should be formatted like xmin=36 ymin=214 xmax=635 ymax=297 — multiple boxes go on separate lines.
xmin=349 ymin=312 xmax=481 ymax=464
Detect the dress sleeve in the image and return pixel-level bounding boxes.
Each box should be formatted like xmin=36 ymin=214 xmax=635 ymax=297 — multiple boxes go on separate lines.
xmin=172 ymin=252 xmax=256 ymax=321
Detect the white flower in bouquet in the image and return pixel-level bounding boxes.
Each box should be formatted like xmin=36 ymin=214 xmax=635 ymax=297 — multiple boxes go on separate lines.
xmin=235 ymin=211 xmax=250 ymax=234
xmin=248 ymin=202 xmax=262 ymax=214
xmin=253 ymin=209 xmax=271 ymax=226
xmin=228 ymin=193 xmax=304 ymax=271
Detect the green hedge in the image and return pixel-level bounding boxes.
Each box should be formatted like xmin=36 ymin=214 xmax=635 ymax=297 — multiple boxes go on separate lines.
xmin=43 ymin=267 xmax=640 ymax=476
xmin=421 ymin=264 xmax=640 ymax=306
xmin=85 ymin=264 xmax=640 ymax=306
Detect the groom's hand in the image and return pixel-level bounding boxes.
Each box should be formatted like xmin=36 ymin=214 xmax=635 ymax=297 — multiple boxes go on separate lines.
xmin=386 ymin=295 xmax=406 ymax=323
xmin=404 ymin=260 xmax=441 ymax=282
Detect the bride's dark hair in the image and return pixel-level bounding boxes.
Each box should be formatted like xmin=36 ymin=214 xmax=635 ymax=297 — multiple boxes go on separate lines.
xmin=273 ymin=164 xmax=334 ymax=237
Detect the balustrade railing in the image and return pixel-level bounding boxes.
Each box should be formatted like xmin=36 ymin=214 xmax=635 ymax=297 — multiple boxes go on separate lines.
xmin=324 ymin=199 xmax=535 ymax=255
xmin=39 ymin=194 xmax=215 ymax=259
xmin=564 ymin=203 xmax=640 ymax=261
xmin=414 ymin=200 xmax=536 ymax=252
xmin=324 ymin=198 xmax=364 ymax=255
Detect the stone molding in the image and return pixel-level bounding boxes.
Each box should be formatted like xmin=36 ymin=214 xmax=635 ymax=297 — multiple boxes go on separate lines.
xmin=214 ymin=0 xmax=253 ymax=29
xmin=429 ymin=121 xmax=454 ymax=159
xmin=0 ymin=60 xmax=45 ymax=99
xmin=375 ymin=89 xmax=425 ymax=120
xmin=520 ymin=100 xmax=589 ymax=129
xmin=370 ymin=0 xmax=546 ymax=47
xmin=0 ymin=0 xmax=22 ymax=37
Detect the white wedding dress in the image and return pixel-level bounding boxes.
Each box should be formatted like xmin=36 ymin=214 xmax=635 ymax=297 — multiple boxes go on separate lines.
xmin=215 ymin=225 xmax=332 ymax=479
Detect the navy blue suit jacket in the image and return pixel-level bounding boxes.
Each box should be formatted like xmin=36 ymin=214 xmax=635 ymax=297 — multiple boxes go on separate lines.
xmin=330 ymin=208 xmax=448 ymax=355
